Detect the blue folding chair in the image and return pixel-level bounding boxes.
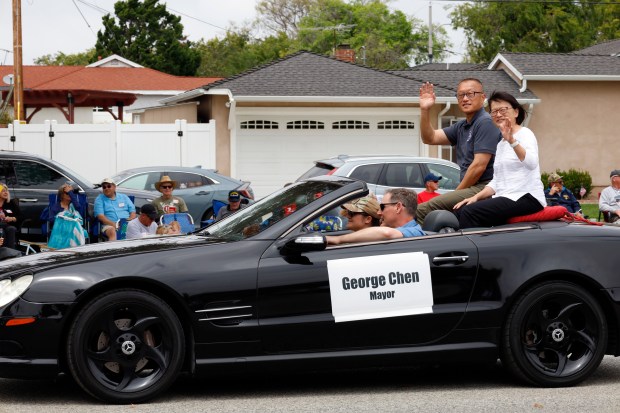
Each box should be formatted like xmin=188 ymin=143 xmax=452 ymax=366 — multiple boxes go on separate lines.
xmin=160 ymin=212 xmax=195 ymax=234
xmin=201 ymin=200 xmax=228 ymax=226
xmin=42 ymin=192 xmax=89 ymax=242
xmin=93 ymin=195 xmax=135 ymax=241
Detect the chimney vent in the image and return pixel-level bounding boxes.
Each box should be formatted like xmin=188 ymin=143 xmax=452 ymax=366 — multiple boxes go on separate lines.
xmin=334 ymin=44 xmax=355 ymax=63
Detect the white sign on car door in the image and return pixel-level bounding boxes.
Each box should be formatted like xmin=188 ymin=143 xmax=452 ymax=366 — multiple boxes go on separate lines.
xmin=327 ymin=251 xmax=433 ymax=323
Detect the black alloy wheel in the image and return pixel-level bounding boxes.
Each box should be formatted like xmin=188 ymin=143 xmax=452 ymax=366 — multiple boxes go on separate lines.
xmin=66 ymin=289 xmax=185 ymax=403
xmin=502 ymin=281 xmax=607 ymax=387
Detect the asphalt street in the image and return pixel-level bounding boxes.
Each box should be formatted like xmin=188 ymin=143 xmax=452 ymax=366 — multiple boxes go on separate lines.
xmin=2 ymin=356 xmax=620 ymax=413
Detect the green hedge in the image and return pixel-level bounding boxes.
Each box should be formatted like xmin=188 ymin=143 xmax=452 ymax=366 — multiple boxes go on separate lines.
xmin=541 ymin=169 xmax=592 ymax=199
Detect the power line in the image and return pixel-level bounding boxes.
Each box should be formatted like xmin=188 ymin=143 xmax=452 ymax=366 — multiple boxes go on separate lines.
xmin=166 ymin=7 xmax=228 ymax=32
xmin=72 ymin=0 xmax=97 ymax=36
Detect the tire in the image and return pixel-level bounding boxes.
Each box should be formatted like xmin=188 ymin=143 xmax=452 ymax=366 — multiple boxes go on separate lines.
xmin=501 ymin=281 xmax=607 ymax=387
xmin=66 ymin=289 xmax=185 ymax=403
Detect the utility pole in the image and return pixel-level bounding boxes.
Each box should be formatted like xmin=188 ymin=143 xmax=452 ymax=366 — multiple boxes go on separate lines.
xmin=12 ymin=0 xmax=25 ymax=122
xmin=428 ymin=2 xmax=433 ymax=64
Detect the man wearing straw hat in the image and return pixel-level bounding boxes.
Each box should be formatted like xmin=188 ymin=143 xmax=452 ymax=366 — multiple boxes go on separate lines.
xmin=151 ymin=175 xmax=189 ymax=215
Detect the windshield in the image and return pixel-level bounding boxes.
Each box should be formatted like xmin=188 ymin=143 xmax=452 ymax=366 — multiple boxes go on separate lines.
xmin=202 ymin=180 xmax=346 ymax=241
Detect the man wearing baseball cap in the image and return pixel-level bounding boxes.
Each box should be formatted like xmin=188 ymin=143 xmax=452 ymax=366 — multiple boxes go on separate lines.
xmin=544 ymin=172 xmax=582 ymax=215
xmin=599 ymin=169 xmax=620 ymax=223
xmin=94 ymin=177 xmax=136 ymax=241
xmin=340 ymin=194 xmax=381 ymax=231
xmin=126 ymin=204 xmax=160 ymax=239
xmin=418 ymin=173 xmax=442 ymax=204
xmin=214 ymin=190 xmax=247 ymax=222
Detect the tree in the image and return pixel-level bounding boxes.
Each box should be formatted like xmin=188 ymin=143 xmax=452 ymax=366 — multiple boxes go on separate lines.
xmin=294 ymin=0 xmax=449 ymax=68
xmin=194 ymin=30 xmax=293 ymax=77
xmin=34 ymin=48 xmax=98 ymax=66
xmin=95 ymin=0 xmax=200 ymax=75
xmin=256 ymin=0 xmax=314 ymax=37
xmin=451 ymin=0 xmax=620 ymax=63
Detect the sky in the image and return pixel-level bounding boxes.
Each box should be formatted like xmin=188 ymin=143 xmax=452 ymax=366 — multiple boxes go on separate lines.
xmin=0 ymin=0 xmax=464 ymax=66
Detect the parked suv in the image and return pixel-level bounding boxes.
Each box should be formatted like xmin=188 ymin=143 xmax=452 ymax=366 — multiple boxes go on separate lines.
xmin=0 ymin=150 xmax=156 ymax=241
xmin=296 ymin=155 xmax=461 ymax=199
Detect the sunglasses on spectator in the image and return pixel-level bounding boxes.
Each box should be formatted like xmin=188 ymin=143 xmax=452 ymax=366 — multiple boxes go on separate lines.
xmin=160 ymin=185 xmax=173 ymax=189
xmin=102 ymin=184 xmax=114 ymax=189
xmin=379 ymin=202 xmax=398 ymax=211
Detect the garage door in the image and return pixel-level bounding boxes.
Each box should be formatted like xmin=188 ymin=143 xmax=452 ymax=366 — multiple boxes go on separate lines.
xmin=234 ymin=107 xmax=421 ymax=199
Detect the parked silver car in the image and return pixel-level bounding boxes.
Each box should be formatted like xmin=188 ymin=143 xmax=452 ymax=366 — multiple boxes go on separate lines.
xmin=296 ymin=155 xmax=460 ymax=199
xmin=113 ymin=166 xmax=253 ymax=226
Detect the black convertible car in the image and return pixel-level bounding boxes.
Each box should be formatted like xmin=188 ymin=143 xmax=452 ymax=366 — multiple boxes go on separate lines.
xmin=1 ymin=176 xmax=620 ymax=403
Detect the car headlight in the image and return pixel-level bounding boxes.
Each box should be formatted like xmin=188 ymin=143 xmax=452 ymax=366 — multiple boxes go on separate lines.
xmin=0 ymin=275 xmax=34 ymax=307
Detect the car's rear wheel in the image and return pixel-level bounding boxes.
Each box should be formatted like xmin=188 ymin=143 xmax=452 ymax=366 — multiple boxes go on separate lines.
xmin=501 ymin=281 xmax=607 ymax=387
xmin=66 ymin=289 xmax=185 ymax=403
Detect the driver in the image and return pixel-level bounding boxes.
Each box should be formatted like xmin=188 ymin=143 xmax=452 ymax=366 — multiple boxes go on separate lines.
xmin=326 ymin=188 xmax=424 ymax=245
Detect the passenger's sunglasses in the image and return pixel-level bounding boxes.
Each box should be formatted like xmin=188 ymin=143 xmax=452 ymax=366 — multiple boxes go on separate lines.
xmin=345 ymin=210 xmax=363 ymax=219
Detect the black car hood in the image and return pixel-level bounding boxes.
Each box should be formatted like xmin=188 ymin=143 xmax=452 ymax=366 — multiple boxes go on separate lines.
xmin=0 ymin=235 xmax=225 ymax=275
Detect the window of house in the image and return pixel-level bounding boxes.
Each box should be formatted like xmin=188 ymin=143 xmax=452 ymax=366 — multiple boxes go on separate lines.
xmin=240 ymin=120 xmax=279 ymax=129
xmin=378 ymin=120 xmax=415 ymax=130
xmin=332 ymin=120 xmax=369 ymax=129
xmin=440 ymin=117 xmax=462 ymax=163
xmin=286 ymin=120 xmax=325 ymax=129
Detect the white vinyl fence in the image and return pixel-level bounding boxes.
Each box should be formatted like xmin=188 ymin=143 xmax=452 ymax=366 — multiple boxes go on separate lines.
xmin=0 ymin=119 xmax=216 ymax=184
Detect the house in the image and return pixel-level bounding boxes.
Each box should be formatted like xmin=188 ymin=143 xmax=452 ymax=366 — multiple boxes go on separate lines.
xmin=136 ymin=39 xmax=620 ymax=198
xmin=0 ymin=55 xmax=221 ymax=124
xmin=140 ymin=51 xmax=538 ymax=198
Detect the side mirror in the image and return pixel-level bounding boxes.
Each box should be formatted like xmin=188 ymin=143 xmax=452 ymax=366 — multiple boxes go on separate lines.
xmin=280 ymin=234 xmax=327 ymax=255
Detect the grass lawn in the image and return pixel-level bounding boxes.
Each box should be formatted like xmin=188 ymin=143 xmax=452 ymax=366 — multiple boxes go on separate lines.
xmin=581 ymin=203 xmax=601 ymax=221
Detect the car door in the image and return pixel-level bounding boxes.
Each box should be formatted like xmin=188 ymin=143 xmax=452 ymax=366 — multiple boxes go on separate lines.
xmin=257 ymin=233 xmax=479 ymax=353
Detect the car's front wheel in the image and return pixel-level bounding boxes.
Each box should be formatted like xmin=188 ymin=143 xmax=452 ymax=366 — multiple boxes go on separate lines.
xmin=66 ymin=289 xmax=185 ymax=403
xmin=501 ymin=281 xmax=607 ymax=387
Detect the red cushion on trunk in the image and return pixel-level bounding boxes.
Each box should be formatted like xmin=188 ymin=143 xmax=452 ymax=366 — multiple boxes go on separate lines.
xmin=507 ymin=206 xmax=568 ymax=223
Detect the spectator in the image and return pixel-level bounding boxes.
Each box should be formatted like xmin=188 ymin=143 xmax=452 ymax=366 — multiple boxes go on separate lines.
xmin=544 ymin=173 xmax=582 ymax=215
xmin=152 ymin=176 xmax=188 ymax=215
xmin=599 ymin=169 xmax=620 ymax=224
xmin=0 ymin=183 xmax=20 ymax=250
xmin=94 ymin=178 xmax=136 ymax=241
xmin=416 ymin=79 xmax=501 ymax=224
xmin=453 ymin=91 xmax=545 ymax=228
xmin=215 ymin=190 xmax=247 ymax=222
xmin=326 ymin=188 xmax=424 ymax=245
xmin=417 ymin=173 xmax=442 ymax=204
xmin=126 ymin=204 xmax=160 ymax=239
xmin=0 ymin=232 xmax=21 ymax=261
xmin=48 ymin=183 xmax=87 ymax=249
xmin=340 ymin=194 xmax=381 ymax=231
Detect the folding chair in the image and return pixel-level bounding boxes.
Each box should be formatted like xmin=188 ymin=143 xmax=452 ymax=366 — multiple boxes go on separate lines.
xmin=160 ymin=212 xmax=195 ymax=234
xmin=201 ymin=200 xmax=228 ymax=226
xmin=42 ymin=192 xmax=90 ymax=242
xmin=93 ymin=195 xmax=134 ymax=241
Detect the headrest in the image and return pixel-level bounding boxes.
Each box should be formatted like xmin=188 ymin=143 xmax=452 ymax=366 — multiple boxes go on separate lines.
xmin=422 ymin=210 xmax=460 ymax=233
